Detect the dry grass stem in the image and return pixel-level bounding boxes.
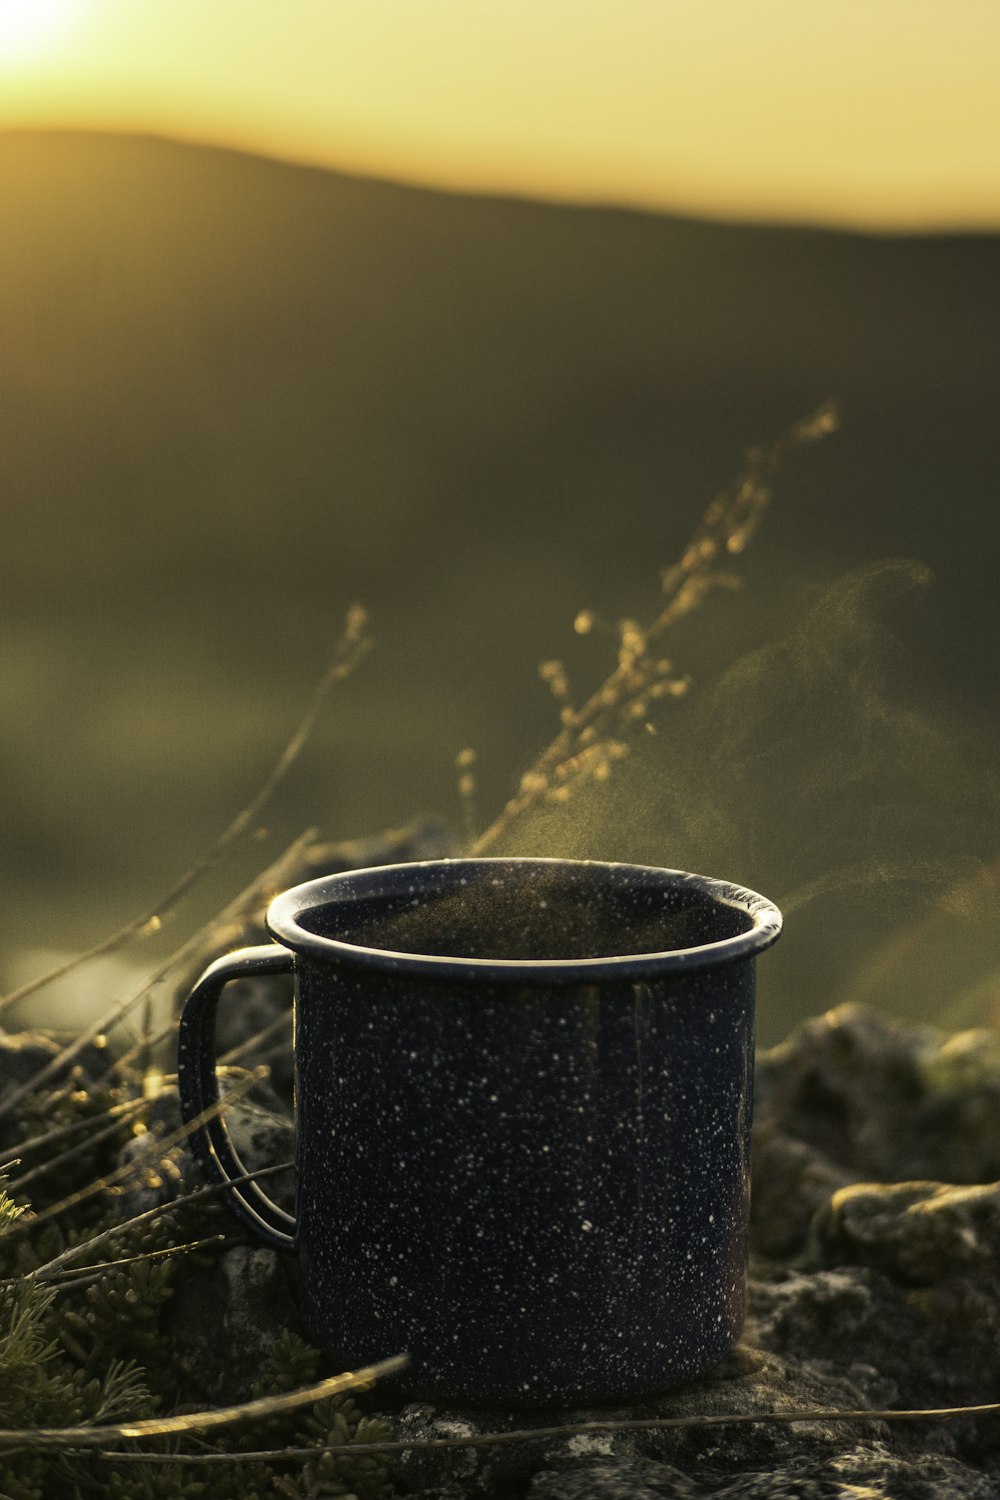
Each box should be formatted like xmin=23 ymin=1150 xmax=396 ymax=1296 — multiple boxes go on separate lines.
xmin=5 ymin=1066 xmax=269 ymax=1235
xmin=0 ymin=829 xmax=317 ymax=1123
xmin=38 ymin=1235 xmax=229 ymax=1292
xmin=0 ymin=1355 xmax=407 ymax=1449
xmin=0 ymin=607 xmax=370 ymax=1016
xmin=219 ymin=1009 xmax=292 ymax=1067
xmin=472 ymin=401 xmax=838 ymax=854
xmin=7 ymin=1102 xmax=155 ymax=1195
xmin=76 ymin=1397 xmax=1000 ymax=1467
xmin=11 ymin=1095 xmax=150 ymax=1162
xmin=14 ymin=1163 xmax=293 ymax=1286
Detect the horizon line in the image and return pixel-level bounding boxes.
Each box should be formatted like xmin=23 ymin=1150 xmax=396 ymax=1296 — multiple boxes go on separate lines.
xmin=3 ymin=122 xmax=999 ymax=242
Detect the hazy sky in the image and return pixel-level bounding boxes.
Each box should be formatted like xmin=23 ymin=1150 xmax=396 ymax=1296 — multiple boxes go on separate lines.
xmin=1 ymin=0 xmax=998 ymax=229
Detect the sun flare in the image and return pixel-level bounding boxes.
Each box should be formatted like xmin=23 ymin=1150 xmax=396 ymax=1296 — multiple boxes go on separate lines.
xmin=0 ymin=0 xmax=80 ymax=63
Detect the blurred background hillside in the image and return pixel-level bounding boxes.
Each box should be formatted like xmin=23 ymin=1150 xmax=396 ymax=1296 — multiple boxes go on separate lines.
xmin=1 ymin=4 xmax=999 ymax=1043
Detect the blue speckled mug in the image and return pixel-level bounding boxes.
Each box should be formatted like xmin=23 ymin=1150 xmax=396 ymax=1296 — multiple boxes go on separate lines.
xmin=177 ymin=857 xmax=781 ymax=1405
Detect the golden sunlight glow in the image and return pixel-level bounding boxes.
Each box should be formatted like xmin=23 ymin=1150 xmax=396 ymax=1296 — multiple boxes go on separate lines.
xmin=0 ymin=0 xmax=997 ymax=230
xmin=0 ymin=0 xmax=80 ymax=63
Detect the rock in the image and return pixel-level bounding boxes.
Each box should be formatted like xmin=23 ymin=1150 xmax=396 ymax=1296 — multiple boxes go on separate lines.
xmin=752 ymin=1003 xmax=941 ymax=1182
xmin=391 ymin=1293 xmax=999 ymax=1496
xmin=221 ymin=1089 xmax=295 ymax=1213
xmin=749 ymin=1126 xmax=855 ymax=1259
xmin=211 ymin=969 xmax=296 ymax=1101
xmin=114 ymin=1079 xmax=295 ymax=1217
xmin=111 ymin=1094 xmax=299 ymax=1403
xmin=528 ymin=1458 xmax=700 ymax=1498
xmin=812 ymin=1179 xmax=1000 ymax=1284
xmin=165 ymin=1240 xmax=301 ymax=1405
xmin=112 ymin=1129 xmax=187 ymax=1218
xmin=753 ymin=1002 xmax=1000 ymax=1186
xmin=389 ymin=1351 xmax=889 ymax=1498
xmin=529 ymin=1450 xmax=999 ymax=1499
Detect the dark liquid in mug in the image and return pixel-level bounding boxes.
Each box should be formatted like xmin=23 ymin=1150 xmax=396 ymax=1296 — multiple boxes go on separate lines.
xmin=299 ymin=866 xmax=752 ymax=961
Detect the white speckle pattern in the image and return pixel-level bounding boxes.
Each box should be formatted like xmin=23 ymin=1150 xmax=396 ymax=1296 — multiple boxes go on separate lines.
xmin=256 ymin=859 xmax=777 ymax=1404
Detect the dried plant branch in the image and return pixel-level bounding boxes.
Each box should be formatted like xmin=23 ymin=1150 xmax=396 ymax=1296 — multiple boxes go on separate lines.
xmin=73 ymin=1395 xmax=1000 ymax=1466
xmin=103 ymin=1019 xmax=188 ymax=1089
xmin=118 ymin=993 xmax=293 ymax=1085
xmin=7 ymin=1102 xmax=154 ymax=1195
xmin=5 ymin=1066 xmax=268 ymax=1235
xmin=218 ymin=1008 xmax=292 ymax=1067
xmin=0 ymin=1354 xmax=406 ymax=1449
xmin=38 ymin=1234 xmax=228 ymax=1293
xmin=472 ymin=401 xmax=838 ymax=854
xmin=10 ymin=1095 xmax=150 ymax=1163
xmin=0 ymin=606 xmax=370 ymax=1016
xmin=8 ymin=1162 xmax=293 ymax=1286
xmin=0 ymin=829 xmax=316 ymax=1126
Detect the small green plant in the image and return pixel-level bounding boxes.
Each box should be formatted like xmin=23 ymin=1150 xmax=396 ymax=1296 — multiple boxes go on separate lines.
xmin=0 ymin=1116 xmax=396 ymax=1498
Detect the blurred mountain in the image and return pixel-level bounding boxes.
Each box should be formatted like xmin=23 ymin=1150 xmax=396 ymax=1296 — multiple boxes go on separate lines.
xmin=1 ymin=131 xmax=999 ymax=1035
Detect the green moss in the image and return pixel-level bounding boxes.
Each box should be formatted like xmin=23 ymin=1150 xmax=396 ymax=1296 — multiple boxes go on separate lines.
xmin=0 ymin=1086 xmax=397 ymax=1499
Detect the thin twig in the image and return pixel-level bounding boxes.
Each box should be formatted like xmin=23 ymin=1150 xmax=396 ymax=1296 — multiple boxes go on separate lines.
xmin=0 ymin=1356 xmax=406 ymax=1448
xmin=102 ymin=1016 xmax=185 ymax=1087
xmin=40 ymin=1235 xmax=229 ymax=1292
xmin=0 ymin=830 xmax=316 ymax=1126
xmin=100 ymin=827 xmax=319 ymax=1088
xmin=111 ymin=953 xmax=292 ymax=1086
xmin=5 ymin=1163 xmax=293 ymax=1286
xmin=68 ymin=1396 xmax=1000 ymax=1465
xmin=7 ymin=1101 xmax=153 ymax=1195
xmin=219 ymin=1008 xmax=292 ymax=1067
xmin=241 ymin=1040 xmax=293 ymax=1075
xmin=9 ymin=1096 xmax=150 ymax=1162
xmin=0 ymin=609 xmax=370 ymax=1016
xmin=5 ymin=1067 xmax=268 ymax=1235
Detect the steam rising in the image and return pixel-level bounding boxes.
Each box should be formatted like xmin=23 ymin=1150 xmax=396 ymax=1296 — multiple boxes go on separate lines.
xmin=496 ymin=560 xmax=1000 ymax=1044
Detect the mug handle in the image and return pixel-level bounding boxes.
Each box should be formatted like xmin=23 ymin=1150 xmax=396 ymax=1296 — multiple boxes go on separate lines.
xmin=177 ymin=945 xmax=297 ymax=1250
